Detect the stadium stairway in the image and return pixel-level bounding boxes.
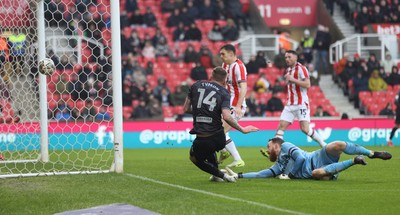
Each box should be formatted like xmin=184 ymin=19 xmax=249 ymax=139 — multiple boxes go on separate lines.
xmin=319 ymin=74 xmax=361 ymax=118
xmin=237 ymin=28 xmax=259 ymax=63
xmin=331 ymin=3 xmax=359 ymax=58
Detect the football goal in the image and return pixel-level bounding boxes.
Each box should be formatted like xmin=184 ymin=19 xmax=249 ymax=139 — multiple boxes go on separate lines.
xmin=0 ymin=0 xmax=123 ymax=178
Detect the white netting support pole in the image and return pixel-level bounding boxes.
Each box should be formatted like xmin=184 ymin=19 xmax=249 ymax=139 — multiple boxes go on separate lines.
xmin=37 ymin=0 xmax=49 ymax=162
xmin=111 ymin=0 xmax=123 ymax=173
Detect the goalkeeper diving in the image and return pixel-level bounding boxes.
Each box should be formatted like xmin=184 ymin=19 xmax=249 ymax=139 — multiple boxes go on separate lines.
xmin=226 ymin=138 xmax=392 ymax=180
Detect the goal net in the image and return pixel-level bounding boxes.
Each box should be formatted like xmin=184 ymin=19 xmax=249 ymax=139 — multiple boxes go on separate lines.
xmin=0 ymin=0 xmax=123 ymax=178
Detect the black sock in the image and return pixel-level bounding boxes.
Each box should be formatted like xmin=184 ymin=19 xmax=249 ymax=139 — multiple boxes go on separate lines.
xmin=390 ymin=127 xmax=398 ymax=140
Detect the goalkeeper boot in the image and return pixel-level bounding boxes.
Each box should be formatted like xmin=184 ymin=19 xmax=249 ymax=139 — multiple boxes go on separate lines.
xmin=353 ymin=156 xmax=367 ymax=165
xmin=226 ymin=159 xmax=245 ymax=168
xmin=218 ymin=150 xmax=230 ymax=164
xmin=368 ymin=151 xmax=392 ymax=160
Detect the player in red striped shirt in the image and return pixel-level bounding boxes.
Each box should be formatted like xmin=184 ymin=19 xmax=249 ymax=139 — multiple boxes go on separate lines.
xmin=275 ymin=50 xmax=326 ymax=147
xmin=218 ymin=44 xmax=248 ymax=168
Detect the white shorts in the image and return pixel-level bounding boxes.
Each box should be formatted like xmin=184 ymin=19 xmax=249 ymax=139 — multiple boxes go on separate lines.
xmin=280 ymin=105 xmax=310 ymax=123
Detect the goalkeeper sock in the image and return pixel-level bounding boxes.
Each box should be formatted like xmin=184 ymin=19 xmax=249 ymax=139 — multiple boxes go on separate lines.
xmin=323 ymin=159 xmax=353 ymax=175
xmin=343 ymin=142 xmax=371 ymax=156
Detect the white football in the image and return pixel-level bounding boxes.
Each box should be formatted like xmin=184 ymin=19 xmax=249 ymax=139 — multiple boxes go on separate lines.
xmin=38 ymin=58 xmax=55 ymax=75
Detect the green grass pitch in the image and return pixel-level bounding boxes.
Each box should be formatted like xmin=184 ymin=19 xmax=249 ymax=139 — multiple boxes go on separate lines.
xmin=1 ymin=146 xmax=399 ymax=215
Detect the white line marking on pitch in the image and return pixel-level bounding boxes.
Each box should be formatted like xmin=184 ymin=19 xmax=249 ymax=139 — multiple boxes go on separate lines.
xmin=125 ymin=173 xmax=310 ymax=215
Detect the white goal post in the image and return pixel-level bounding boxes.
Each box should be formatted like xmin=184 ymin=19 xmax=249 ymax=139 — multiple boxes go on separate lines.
xmin=0 ymin=0 xmax=123 ymax=178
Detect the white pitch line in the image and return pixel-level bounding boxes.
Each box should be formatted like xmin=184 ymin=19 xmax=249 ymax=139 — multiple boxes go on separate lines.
xmin=125 ymin=173 xmax=310 ymax=215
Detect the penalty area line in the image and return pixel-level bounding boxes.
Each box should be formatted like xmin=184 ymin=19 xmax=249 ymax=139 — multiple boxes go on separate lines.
xmin=125 ymin=173 xmax=310 ymax=215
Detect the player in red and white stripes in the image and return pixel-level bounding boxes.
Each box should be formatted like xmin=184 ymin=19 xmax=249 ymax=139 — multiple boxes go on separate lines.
xmin=218 ymin=44 xmax=247 ymax=168
xmin=275 ymin=50 xmax=326 ymax=147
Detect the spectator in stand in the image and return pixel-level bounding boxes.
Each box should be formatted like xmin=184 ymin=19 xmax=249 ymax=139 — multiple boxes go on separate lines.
xmin=266 ymin=91 xmax=284 ymax=112
xmin=200 ymin=0 xmax=217 ymax=20
xmin=300 ymin=29 xmax=314 ymax=64
xmin=254 ymin=73 xmax=270 ymax=94
xmin=143 ymin=6 xmax=157 ymax=27
xmin=155 ymin=37 xmax=173 ymax=59
xmin=368 ymin=70 xmax=388 ymax=92
xmin=366 ymin=53 xmax=381 ymax=76
xmin=245 ymin=91 xmax=258 ymax=116
xmin=68 ymin=73 xmax=81 ymax=101
xmin=95 ymin=106 xmax=111 ymax=121
xmin=190 ymin=61 xmax=208 ymax=81
xmin=131 ymin=81 xmax=142 ymax=101
xmin=75 ymin=0 xmax=97 ymax=14
xmin=161 ymin=0 xmax=178 ymax=13
xmin=133 ymin=69 xmax=147 ymax=88
xmin=186 ymin=0 xmax=200 ymax=20
xmin=313 ymin=25 xmax=331 ymax=74
xmin=55 ymin=106 xmax=72 ymax=121
xmin=183 ymin=44 xmax=199 ymax=63
xmin=226 ymin=0 xmax=248 ymax=31
xmin=140 ymin=83 xmax=153 ymax=103
xmin=245 ymin=56 xmax=260 ymax=75
xmin=358 ymin=61 xmax=370 ymax=78
xmin=371 ymin=4 xmax=384 ymax=23
xmin=273 ymin=48 xmax=287 ymax=70
xmin=185 ymin=22 xmax=202 ymax=41
xmin=153 ymin=76 xmax=171 ymax=98
xmin=386 ymin=66 xmax=400 ymax=86
xmin=340 ymin=60 xmax=358 ymax=94
xmin=125 ymin=0 xmax=138 ymax=13
xmin=216 ymin=0 xmax=229 ymax=20
xmin=46 ymin=0 xmax=66 ymax=27
xmin=208 ymin=23 xmax=224 ymax=42
xmin=167 ymin=8 xmax=183 ymax=27
xmin=79 ymin=99 xmax=97 ymax=122
xmin=47 ymin=50 xmax=60 ymax=70
xmin=172 ymin=85 xmax=187 ymax=106
xmin=355 ymin=6 xmax=370 ymax=33
xmin=56 ymin=73 xmax=69 ymax=95
xmin=279 ymin=31 xmax=292 ymax=51
xmin=131 ymin=99 xmax=151 ymax=119
xmin=253 ymin=105 xmax=265 ymax=117
xmin=142 ymin=41 xmax=156 ymax=59
xmin=255 ymin=51 xmax=268 ymax=68
xmin=180 ymin=6 xmax=195 ymax=26
xmin=379 ymin=103 xmax=395 ymax=117
xmin=152 ymin=28 xmax=167 ymax=47
xmin=121 ymin=30 xmax=142 ymax=56
xmin=199 ymin=46 xmax=213 ymax=68
xmin=156 ymin=88 xmax=175 ymax=107
xmin=271 ymin=79 xmax=285 ymax=93
xmin=308 ymin=64 xmax=320 ymax=86
xmin=130 ymin=9 xmax=144 ymax=26
xmin=381 ymin=53 xmax=396 ymax=74
xmin=173 ymin=22 xmax=186 ymax=42
xmin=314 ymin=105 xmax=331 ymax=117
xmin=221 ymin=19 xmax=239 ymax=41
xmin=353 ymin=53 xmax=362 ymax=69
xmin=141 ymin=33 xmax=154 ymax=49
xmin=144 ymin=61 xmax=154 ymax=75
xmin=148 ymin=94 xmax=163 ymax=118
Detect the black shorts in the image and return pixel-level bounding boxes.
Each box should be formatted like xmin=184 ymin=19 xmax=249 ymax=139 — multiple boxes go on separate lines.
xmin=395 ymin=113 xmax=400 ymax=125
xmin=190 ymin=130 xmax=226 ymax=161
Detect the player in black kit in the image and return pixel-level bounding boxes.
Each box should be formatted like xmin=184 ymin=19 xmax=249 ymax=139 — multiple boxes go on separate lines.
xmin=183 ymin=67 xmax=259 ymax=182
